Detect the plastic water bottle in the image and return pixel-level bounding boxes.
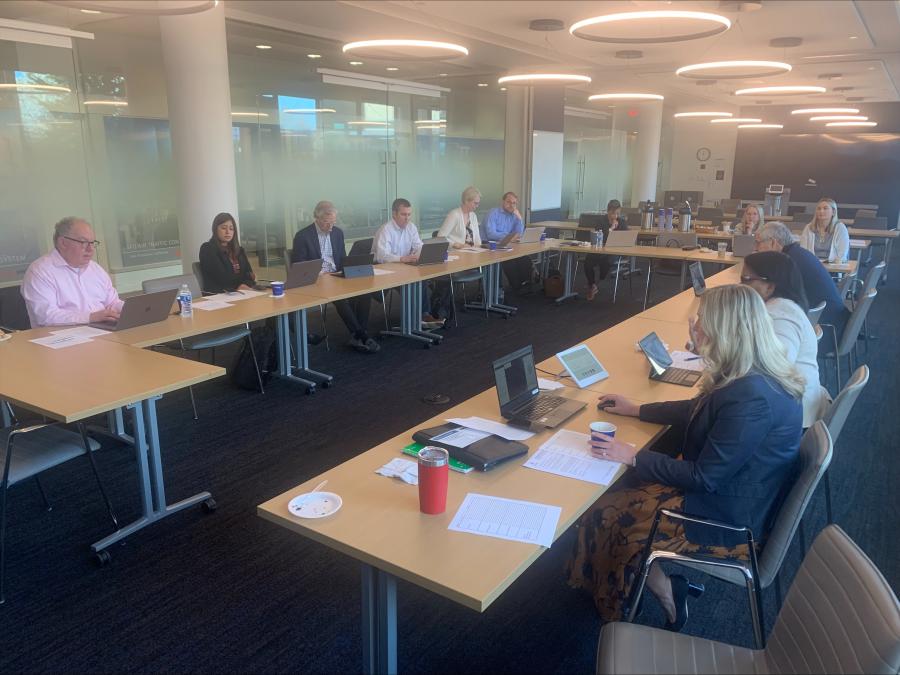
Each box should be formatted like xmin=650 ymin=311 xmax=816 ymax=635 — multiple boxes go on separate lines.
xmin=178 ymin=283 xmax=192 ymax=317
xmin=657 ymin=208 xmax=665 ymax=229
xmin=665 ymin=208 xmax=674 ymax=230
xmin=593 ymin=230 xmax=604 ymax=248
xmin=540 ymin=231 xmax=547 ymax=242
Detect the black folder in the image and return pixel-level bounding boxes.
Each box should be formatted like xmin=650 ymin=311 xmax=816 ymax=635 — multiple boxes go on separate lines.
xmin=412 ymin=423 xmax=528 ymax=471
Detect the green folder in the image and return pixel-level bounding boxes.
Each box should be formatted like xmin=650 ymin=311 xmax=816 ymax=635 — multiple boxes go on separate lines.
xmin=401 ymin=442 xmax=474 ymax=474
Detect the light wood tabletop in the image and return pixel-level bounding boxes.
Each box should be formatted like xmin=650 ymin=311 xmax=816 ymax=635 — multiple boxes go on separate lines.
xmin=0 ymin=330 xmax=223 ymax=422
xmin=258 ymin=384 xmax=666 ymax=612
xmin=847 ymin=228 xmax=899 ymax=239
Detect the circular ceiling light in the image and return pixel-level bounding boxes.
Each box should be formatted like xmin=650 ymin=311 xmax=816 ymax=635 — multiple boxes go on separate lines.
xmin=674 ymin=111 xmax=733 ymax=118
xmin=342 ymin=39 xmax=468 ymax=60
xmin=676 ymin=60 xmax=791 ymax=79
xmin=283 ymin=108 xmax=336 ymax=114
xmin=588 ymin=93 xmax=664 ymax=101
xmin=0 ymin=83 xmax=71 ymax=93
xmin=497 ymin=73 xmax=592 ymax=85
xmin=826 ymin=121 xmax=877 ymax=127
xmin=84 ymin=100 xmax=128 ymax=106
xmin=569 ymin=10 xmax=731 ymax=44
xmin=710 ymin=117 xmax=761 ymax=124
xmin=809 ymin=115 xmax=868 ymax=121
xmin=791 ymin=107 xmax=859 ymax=115
xmin=47 ymin=1 xmax=216 ymax=15
xmin=738 ymin=123 xmax=784 ymax=129
xmin=735 ymin=85 xmax=826 ymax=96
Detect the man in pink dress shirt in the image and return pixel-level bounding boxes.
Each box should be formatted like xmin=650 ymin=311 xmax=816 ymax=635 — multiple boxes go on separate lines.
xmin=21 ymin=217 xmax=124 ymax=327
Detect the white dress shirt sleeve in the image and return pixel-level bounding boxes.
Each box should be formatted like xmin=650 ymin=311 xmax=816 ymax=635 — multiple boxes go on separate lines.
xmin=373 ymin=223 xmax=401 ymax=263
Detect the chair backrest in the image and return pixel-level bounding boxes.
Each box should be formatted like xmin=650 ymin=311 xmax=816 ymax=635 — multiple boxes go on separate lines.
xmin=837 ymin=270 xmax=857 ymax=300
xmin=860 ymin=261 xmax=885 ymax=298
xmin=765 ymin=524 xmax=900 ymax=675
xmin=142 ymin=272 xmax=202 ymax=298
xmin=822 ymin=365 xmax=869 ymax=445
xmin=0 ymin=285 xmax=30 ymax=330
xmin=658 ymin=231 xmax=697 ymax=248
xmin=758 ymin=421 xmax=832 ymax=585
xmin=838 ymin=288 xmax=877 ymax=356
xmin=853 ymin=216 xmax=888 ymax=230
xmin=854 ymin=208 xmax=877 ymax=219
xmin=698 ymin=206 xmax=724 ymax=224
xmin=191 ymin=261 xmax=206 ymax=292
xmin=578 ymin=213 xmax=605 ymax=229
xmin=807 ymin=300 xmax=827 ymax=326
xmin=721 ymin=198 xmax=741 ymax=214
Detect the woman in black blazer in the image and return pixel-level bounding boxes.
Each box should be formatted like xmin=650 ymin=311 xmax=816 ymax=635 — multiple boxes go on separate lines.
xmin=567 ymin=284 xmax=804 ymax=630
xmin=198 ymin=212 xmax=256 ymax=293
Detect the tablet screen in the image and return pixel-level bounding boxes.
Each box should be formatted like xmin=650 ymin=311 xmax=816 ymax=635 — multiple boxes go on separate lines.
xmin=556 ymin=344 xmax=609 ymax=388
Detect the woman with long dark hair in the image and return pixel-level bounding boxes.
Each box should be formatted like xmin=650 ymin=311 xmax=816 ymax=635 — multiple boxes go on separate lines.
xmin=198 ymin=212 xmax=256 ymax=293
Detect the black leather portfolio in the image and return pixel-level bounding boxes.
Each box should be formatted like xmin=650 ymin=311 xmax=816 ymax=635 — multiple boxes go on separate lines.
xmin=412 ymin=423 xmax=528 ymax=471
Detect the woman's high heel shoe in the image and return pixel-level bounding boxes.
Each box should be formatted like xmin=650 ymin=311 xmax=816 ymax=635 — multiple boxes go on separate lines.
xmin=664 ymin=574 xmax=704 ymax=632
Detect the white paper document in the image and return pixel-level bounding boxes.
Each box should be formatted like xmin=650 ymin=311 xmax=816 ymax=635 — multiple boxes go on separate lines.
xmin=204 ymin=290 xmax=265 ymax=303
xmin=375 ymin=458 xmax=418 ymax=485
xmin=372 ymin=268 xmax=396 ymax=276
xmin=524 ymin=429 xmax=620 ymax=485
xmin=447 ymin=416 xmax=535 ymax=441
xmin=449 ymin=493 xmax=561 ymax=547
xmin=447 ymin=255 xmax=460 ymax=261
xmin=537 ymin=377 xmax=565 ymax=391
xmin=849 ymin=239 xmax=865 ymax=246
xmin=193 ymin=300 xmax=233 ymax=311
xmin=430 ymin=427 xmax=491 ymax=448
xmin=458 ymin=247 xmax=486 ymax=253
xmin=30 ymin=334 xmax=93 ymax=349
xmin=49 ymin=326 xmax=109 ymax=339
xmin=670 ymin=350 xmax=705 ymax=372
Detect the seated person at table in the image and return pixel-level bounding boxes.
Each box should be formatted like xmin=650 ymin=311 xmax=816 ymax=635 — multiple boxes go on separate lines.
xmin=198 ymin=212 xmax=256 ymax=293
xmin=584 ymin=199 xmax=628 ymax=301
xmin=21 ymin=216 xmax=123 ymax=327
xmin=755 ymin=221 xmax=850 ymax=344
xmin=799 ymin=197 xmax=849 ymax=263
xmin=292 ymin=201 xmax=379 ymax=354
xmin=373 ymin=198 xmax=443 ymax=327
xmin=438 ymin=186 xmax=482 ymax=249
xmin=734 ymin=202 xmax=763 ymax=235
xmin=484 ymin=191 xmax=533 ymax=292
xmin=742 ymin=251 xmax=829 ymax=427
xmin=567 ymin=285 xmax=803 ymax=629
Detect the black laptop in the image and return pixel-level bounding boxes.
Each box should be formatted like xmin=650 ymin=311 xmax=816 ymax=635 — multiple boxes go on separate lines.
xmin=689 ymin=262 xmax=706 ymax=297
xmin=407 ymin=239 xmax=449 ymax=266
xmin=348 ymin=239 xmax=373 ymax=257
xmin=332 ymin=253 xmax=374 ymax=278
xmin=480 ymin=231 xmax=517 ymax=250
xmin=285 ymin=259 xmax=322 ymax=289
xmin=493 ymin=345 xmax=585 ymax=429
xmin=88 ymin=288 xmax=178 ymax=332
xmin=638 ymin=332 xmax=702 ymax=387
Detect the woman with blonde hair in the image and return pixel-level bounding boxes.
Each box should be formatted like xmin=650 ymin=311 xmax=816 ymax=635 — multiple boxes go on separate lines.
xmin=799 ymin=197 xmax=849 ymax=263
xmin=567 ymin=284 xmax=803 ymax=631
xmin=438 ymin=186 xmax=482 ymax=249
xmin=734 ymin=202 xmax=763 ymax=235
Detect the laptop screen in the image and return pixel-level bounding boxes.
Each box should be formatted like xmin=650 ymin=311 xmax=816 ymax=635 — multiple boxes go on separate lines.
xmin=493 ymin=346 xmax=539 ymax=411
xmin=689 ymin=262 xmax=705 ymax=295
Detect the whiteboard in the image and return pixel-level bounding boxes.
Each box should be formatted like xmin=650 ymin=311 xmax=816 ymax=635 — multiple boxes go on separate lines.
xmin=530 ymin=131 xmax=564 ymax=211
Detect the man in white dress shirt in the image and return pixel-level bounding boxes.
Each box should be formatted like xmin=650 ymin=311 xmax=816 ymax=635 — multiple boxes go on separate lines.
xmin=21 ymin=216 xmax=124 ymax=327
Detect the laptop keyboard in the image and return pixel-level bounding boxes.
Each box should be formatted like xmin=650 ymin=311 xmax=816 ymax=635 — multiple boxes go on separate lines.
xmin=516 ymin=395 xmax=567 ymax=419
xmin=661 ymin=367 xmax=700 ymax=385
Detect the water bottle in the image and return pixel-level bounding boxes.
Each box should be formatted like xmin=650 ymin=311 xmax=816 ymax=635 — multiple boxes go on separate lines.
xmin=657 ymin=208 xmax=665 ymax=229
xmin=178 ymin=283 xmax=192 ymax=317
xmin=593 ymin=229 xmax=603 ymax=248
xmin=540 ymin=231 xmax=547 ymax=242
xmin=665 ymin=208 xmax=674 ymax=230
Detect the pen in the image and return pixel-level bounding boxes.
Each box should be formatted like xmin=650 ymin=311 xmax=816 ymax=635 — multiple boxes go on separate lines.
xmin=684 ymin=356 xmax=702 ymax=361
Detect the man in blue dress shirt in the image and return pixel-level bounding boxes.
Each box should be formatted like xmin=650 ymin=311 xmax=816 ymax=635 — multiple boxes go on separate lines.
xmin=483 ymin=192 xmax=533 ymax=291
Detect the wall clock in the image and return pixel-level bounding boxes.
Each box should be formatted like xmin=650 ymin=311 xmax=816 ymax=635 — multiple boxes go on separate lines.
xmin=696 ymin=147 xmax=711 ymax=162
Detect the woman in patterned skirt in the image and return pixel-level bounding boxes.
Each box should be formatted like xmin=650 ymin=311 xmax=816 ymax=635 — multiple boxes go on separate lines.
xmin=567 ymin=284 xmax=805 ymax=630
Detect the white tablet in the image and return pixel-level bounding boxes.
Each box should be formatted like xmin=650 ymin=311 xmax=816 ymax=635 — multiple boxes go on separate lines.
xmin=556 ymin=344 xmax=609 ymax=388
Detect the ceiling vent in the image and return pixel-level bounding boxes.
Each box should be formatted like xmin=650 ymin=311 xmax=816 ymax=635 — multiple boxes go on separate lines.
xmin=696 ymin=80 xmax=717 ymax=86
xmin=769 ymin=37 xmax=803 ymax=48
xmin=719 ymin=0 xmax=763 ymax=10
xmin=833 ymin=86 xmax=854 ymax=92
xmin=615 ymin=50 xmax=643 ymax=59
xmin=846 ymin=96 xmax=865 ymax=101
xmin=818 ymin=73 xmax=843 ymax=80
xmin=529 ymin=19 xmax=565 ymax=31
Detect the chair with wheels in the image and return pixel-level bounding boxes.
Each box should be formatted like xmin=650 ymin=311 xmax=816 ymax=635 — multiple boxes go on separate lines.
xmin=643 ymin=232 xmax=698 ymax=307
xmin=821 ymin=288 xmax=877 ymax=394
xmin=626 ymin=421 xmax=833 ymax=649
xmin=598 ymin=524 xmax=900 ymax=675
xmin=430 ymin=230 xmax=486 ymax=327
xmin=849 ymin=261 xmax=884 ymax=352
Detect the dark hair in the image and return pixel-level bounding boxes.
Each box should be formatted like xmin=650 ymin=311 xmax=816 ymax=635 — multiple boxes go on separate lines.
xmin=743 ymin=251 xmax=809 ymax=312
xmin=211 ymin=212 xmax=240 ymax=258
xmin=391 ymin=198 xmax=411 ymax=213
xmin=502 ymin=191 xmax=518 ymax=201
xmin=607 ymin=199 xmax=621 ymax=212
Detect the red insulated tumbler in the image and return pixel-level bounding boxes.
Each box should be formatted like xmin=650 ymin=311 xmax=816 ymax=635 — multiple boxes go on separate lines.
xmin=417 ymin=446 xmax=449 ymax=514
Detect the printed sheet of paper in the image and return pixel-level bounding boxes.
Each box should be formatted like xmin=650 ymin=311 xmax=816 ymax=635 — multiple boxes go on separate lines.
xmin=193 ymin=300 xmax=233 ymax=311
xmin=372 ymin=268 xmax=396 ymax=276
xmin=430 ymin=427 xmax=491 ymax=448
xmin=537 ymin=377 xmax=565 ymax=391
xmin=448 ymin=493 xmax=561 ymax=547
xmin=670 ymin=350 xmax=705 ymax=372
xmin=204 ymin=290 xmax=265 ymax=303
xmin=49 ymin=326 xmax=110 ymax=339
xmin=447 ymin=416 xmax=534 ymax=441
xmin=458 ymin=247 xmax=487 ymax=253
xmin=524 ymin=429 xmax=620 ymax=485
xmin=30 ymin=334 xmax=93 ymax=349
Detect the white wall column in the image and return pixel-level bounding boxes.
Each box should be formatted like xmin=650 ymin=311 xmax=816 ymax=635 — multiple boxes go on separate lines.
xmin=159 ymin=3 xmax=238 ymax=272
xmin=632 ymin=101 xmax=663 ymax=204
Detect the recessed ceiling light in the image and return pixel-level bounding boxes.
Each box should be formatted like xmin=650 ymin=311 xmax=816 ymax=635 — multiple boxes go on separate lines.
xmin=790 ymin=107 xmax=859 ymax=114
xmin=477 ymin=83 xmax=488 ymax=87
xmin=498 ymin=73 xmax=592 ymax=85
xmin=416 ymin=124 xmax=445 ymax=130
xmin=342 ymin=39 xmax=468 ymax=59
xmin=307 ymin=54 xmax=322 ymax=59
xmin=349 ymin=61 xmax=363 ymax=66
xmin=738 ymin=123 xmax=783 ymax=129
xmin=0 ymin=83 xmax=71 ymax=93
xmin=499 ymin=87 xmax=507 ymax=91
xmin=439 ymin=73 xmax=448 ymax=77
xmin=735 ymin=85 xmax=826 ymax=95
xmin=80 ymin=8 xmax=101 ymax=13
xmin=529 ymin=18 xmax=565 ymax=31
xmin=414 ymin=119 xmax=445 ymax=125
xmin=674 ymin=111 xmax=733 ymax=118
xmin=809 ymin=115 xmax=868 ymax=121
xmin=283 ymin=108 xmax=337 ymax=114
xmin=255 ymin=44 xmax=272 ymax=50
xmin=569 ymin=10 xmax=731 ymax=43
xmin=710 ymin=117 xmax=762 ymax=124
xmin=231 ymin=112 xmax=269 ymax=117
xmin=676 ymin=60 xmax=791 ymax=79
xmin=849 ymin=36 xmax=858 ymax=40
xmin=826 ymin=121 xmax=877 ymax=127
xmin=84 ymin=100 xmax=128 ymax=106
xmin=348 ymin=120 xmax=389 ymax=126
xmin=588 ymin=93 xmax=664 ymax=101
xmin=386 ymin=67 xmax=399 ymax=71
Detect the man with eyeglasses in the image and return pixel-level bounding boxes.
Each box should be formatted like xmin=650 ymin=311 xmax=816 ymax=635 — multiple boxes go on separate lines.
xmin=21 ymin=216 xmax=123 ymax=327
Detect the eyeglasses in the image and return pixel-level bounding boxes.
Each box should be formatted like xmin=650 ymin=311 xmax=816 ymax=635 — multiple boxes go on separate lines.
xmin=740 ymin=274 xmax=768 ymax=284
xmin=62 ymin=236 xmax=101 ymax=249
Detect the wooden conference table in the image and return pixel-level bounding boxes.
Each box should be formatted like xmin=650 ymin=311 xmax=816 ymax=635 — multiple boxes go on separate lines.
xmin=0 ymin=329 xmax=224 ymax=559
xmin=257 ymin=262 xmax=744 ymax=674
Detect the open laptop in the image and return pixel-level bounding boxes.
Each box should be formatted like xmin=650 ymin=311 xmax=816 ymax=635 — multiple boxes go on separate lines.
xmin=638 ymin=332 xmax=702 ymax=387
xmin=732 ymin=234 xmax=756 ymax=257
xmin=88 ymin=288 xmax=178 ymax=332
xmin=689 ymin=262 xmax=706 ymax=296
xmin=348 ymin=239 xmax=373 ymax=257
xmin=520 ymin=226 xmax=545 ymax=243
xmin=493 ymin=345 xmax=585 ymax=429
xmin=285 ymin=259 xmax=322 ymax=289
xmin=605 ymin=230 xmax=639 ymax=247
xmin=480 ymin=230 xmax=517 ymax=250
xmin=407 ymin=239 xmax=449 ymax=266
xmin=332 ymin=253 xmax=374 ymax=278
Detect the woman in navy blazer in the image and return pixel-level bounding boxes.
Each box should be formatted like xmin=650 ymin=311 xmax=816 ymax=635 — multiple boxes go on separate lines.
xmin=567 ymin=284 xmax=804 ymax=631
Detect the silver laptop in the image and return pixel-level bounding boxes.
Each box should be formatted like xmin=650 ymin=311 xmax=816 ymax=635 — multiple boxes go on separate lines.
xmin=88 ymin=288 xmax=178 ymax=332
xmin=732 ymin=234 xmax=755 ymax=257
xmin=493 ymin=345 xmax=585 ymax=429
xmin=285 ymin=259 xmax=322 ymax=289
xmin=605 ymin=230 xmax=638 ymax=247
xmin=480 ymin=230 xmax=517 ymax=250
xmin=407 ymin=239 xmax=449 ymax=266
xmin=520 ymin=227 xmax=545 ymax=243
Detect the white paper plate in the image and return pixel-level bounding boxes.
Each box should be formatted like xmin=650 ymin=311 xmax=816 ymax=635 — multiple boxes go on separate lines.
xmin=288 ymin=491 xmax=342 ymax=519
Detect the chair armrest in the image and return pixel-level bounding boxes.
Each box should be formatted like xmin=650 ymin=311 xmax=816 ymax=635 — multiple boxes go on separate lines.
xmin=659 ymin=508 xmax=752 ymax=534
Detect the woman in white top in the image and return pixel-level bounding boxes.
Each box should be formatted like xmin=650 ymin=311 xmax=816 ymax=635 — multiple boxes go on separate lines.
xmin=438 ymin=186 xmax=482 ymax=249
xmin=742 ymin=251 xmax=830 ymax=427
xmin=799 ymin=197 xmax=849 ymax=263
xmin=734 ymin=203 xmax=763 ymax=235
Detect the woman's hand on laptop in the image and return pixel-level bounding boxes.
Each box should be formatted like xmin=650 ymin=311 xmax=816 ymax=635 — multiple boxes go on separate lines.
xmin=596 ymin=394 xmax=638 ymax=417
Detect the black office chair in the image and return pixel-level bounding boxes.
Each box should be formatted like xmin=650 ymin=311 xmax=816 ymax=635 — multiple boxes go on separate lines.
xmin=0 ymin=286 xmax=30 ymax=332
xmin=697 ymin=207 xmax=724 ymax=226
xmin=644 ymin=233 xmax=698 ymax=306
xmin=429 ymin=230 xmax=485 ymax=327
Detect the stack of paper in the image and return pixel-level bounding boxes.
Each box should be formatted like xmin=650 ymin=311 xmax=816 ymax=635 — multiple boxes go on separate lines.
xmin=524 ymin=429 xmax=621 ymax=485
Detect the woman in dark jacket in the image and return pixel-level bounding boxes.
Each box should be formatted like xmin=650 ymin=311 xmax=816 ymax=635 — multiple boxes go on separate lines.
xmin=198 ymin=212 xmax=256 ymax=293
xmin=567 ymin=284 xmax=804 ymax=630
